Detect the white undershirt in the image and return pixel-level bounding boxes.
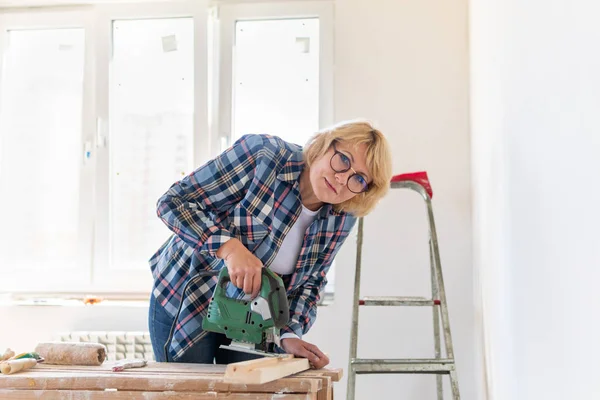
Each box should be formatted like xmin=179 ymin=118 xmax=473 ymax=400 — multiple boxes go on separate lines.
xmin=269 ymin=204 xmax=320 ymax=275
xmin=269 ymin=204 xmax=320 ymax=342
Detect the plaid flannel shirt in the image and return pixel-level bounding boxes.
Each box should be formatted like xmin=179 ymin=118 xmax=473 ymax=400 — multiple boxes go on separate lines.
xmin=149 ymin=134 xmax=357 ymax=361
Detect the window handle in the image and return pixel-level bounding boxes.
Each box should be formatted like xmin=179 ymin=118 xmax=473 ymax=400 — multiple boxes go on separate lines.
xmin=96 ymin=117 xmax=107 ymax=148
xmin=220 ymin=134 xmax=230 ymax=152
xmin=84 ymin=141 xmax=92 ymax=163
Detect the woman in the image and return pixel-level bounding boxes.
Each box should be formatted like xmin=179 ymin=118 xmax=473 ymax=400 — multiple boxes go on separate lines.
xmin=148 ymin=121 xmax=392 ymax=369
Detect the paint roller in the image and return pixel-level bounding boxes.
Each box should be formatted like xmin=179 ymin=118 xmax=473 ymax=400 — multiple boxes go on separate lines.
xmin=34 ymin=342 xmax=107 ymax=366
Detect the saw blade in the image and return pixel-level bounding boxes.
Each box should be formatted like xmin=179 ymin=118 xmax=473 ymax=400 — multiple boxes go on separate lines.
xmin=219 ymin=343 xmax=287 ymax=358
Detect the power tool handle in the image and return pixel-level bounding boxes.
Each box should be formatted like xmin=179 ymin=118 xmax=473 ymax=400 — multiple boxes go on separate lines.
xmin=262 ymin=269 xmax=290 ymax=329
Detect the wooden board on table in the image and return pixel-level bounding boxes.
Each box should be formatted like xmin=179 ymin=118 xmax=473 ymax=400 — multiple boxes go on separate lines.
xmin=300 ymin=368 xmax=343 ymax=382
xmin=305 ymin=376 xmax=333 ymax=400
xmin=0 ymin=371 xmax=321 ymax=394
xmin=224 ymin=356 xmax=311 ymax=384
xmin=0 ymin=362 xmax=341 ymax=399
xmin=0 ymin=390 xmax=317 ymax=400
xmin=300 ymin=369 xmax=340 ymax=399
xmin=33 ymin=362 xmax=227 ymax=374
xmin=33 ymin=361 xmax=343 ymax=381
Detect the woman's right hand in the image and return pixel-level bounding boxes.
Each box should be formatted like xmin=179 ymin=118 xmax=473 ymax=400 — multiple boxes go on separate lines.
xmin=216 ymin=238 xmax=263 ymax=298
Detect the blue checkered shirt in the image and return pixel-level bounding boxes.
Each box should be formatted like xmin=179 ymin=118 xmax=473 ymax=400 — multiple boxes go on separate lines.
xmin=150 ymin=134 xmax=357 ymax=361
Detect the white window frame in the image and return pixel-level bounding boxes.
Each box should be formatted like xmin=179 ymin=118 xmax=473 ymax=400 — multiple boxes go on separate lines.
xmin=214 ymin=1 xmax=335 ymax=298
xmin=0 ymin=2 xmax=208 ymax=294
xmin=0 ymin=0 xmax=333 ymax=297
xmin=91 ymin=1 xmax=208 ymax=293
xmin=213 ymin=0 xmax=334 ymax=155
xmin=0 ymin=8 xmax=96 ymax=293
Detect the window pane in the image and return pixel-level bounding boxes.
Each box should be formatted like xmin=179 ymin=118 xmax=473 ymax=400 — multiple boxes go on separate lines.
xmin=233 ymin=18 xmax=319 ymax=146
xmin=110 ymin=18 xmax=194 ymax=270
xmin=0 ymin=29 xmax=85 ymax=271
xmin=231 ymin=18 xmax=335 ymax=294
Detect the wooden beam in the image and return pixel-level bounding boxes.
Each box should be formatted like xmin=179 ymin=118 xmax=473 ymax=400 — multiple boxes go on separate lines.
xmin=300 ymin=369 xmax=343 ymax=382
xmin=0 ymin=390 xmax=317 ymax=399
xmin=34 ymin=362 xmax=228 ymax=374
xmin=224 ymin=356 xmax=311 ymax=384
xmin=226 ymin=354 xmax=294 ymax=373
xmin=32 ymin=362 xmax=343 ymax=382
xmin=0 ymin=372 xmax=320 ymax=393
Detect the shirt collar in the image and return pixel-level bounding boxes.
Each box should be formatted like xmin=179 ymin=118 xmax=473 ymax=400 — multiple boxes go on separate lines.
xmin=319 ymin=203 xmax=346 ymax=218
xmin=276 ymin=147 xmax=304 ymax=183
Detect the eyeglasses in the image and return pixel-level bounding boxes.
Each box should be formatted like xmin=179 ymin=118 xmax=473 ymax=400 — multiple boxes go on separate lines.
xmin=330 ymin=142 xmax=370 ymax=194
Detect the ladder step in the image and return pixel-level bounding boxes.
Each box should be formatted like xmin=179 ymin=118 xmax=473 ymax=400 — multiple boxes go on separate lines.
xmin=351 ymin=358 xmax=455 ymax=374
xmin=359 ymin=296 xmax=441 ymax=306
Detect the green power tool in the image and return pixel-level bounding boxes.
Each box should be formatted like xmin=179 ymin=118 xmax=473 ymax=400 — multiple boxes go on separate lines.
xmin=201 ymin=268 xmax=290 ymax=357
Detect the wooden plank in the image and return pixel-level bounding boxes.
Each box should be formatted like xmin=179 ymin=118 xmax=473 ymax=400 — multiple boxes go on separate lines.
xmin=34 ymin=362 xmax=227 ymax=374
xmin=224 ymin=355 xmax=294 ymax=373
xmin=224 ymin=356 xmax=293 ymax=374
xmin=0 ymin=372 xmax=320 ymax=393
xmin=312 ymin=376 xmax=331 ymax=400
xmin=0 ymin=390 xmax=316 ymax=399
xmin=224 ymin=357 xmax=310 ymax=385
xmin=33 ymin=361 xmax=342 ymax=380
xmin=299 ymin=369 xmax=343 ymax=382
xmin=301 ymin=372 xmax=335 ymax=399
xmin=5 ymin=362 xmax=340 ymax=397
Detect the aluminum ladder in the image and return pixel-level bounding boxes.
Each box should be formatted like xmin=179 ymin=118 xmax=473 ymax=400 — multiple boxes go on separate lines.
xmin=347 ymin=172 xmax=461 ymax=400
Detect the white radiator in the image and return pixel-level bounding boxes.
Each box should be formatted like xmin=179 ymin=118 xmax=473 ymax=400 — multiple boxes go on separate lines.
xmin=55 ymin=331 xmax=155 ymax=361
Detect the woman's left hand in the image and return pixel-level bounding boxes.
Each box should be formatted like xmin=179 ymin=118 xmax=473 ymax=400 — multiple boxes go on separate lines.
xmin=280 ymin=338 xmax=330 ymax=369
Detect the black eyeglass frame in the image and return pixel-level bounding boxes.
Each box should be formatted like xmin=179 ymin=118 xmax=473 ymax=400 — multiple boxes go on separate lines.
xmin=329 ymin=141 xmax=370 ymax=194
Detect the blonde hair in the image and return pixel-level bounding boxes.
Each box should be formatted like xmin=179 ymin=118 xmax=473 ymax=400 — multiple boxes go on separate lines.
xmin=303 ymin=120 xmax=393 ymax=217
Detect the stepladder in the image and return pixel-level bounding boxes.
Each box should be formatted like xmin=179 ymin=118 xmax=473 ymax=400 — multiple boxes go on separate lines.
xmin=347 ymin=171 xmax=461 ymax=400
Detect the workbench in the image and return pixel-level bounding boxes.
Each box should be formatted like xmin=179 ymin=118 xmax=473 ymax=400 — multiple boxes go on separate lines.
xmin=0 ymin=361 xmax=341 ymax=399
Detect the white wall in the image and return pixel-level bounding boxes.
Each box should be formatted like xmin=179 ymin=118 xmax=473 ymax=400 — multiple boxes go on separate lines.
xmin=0 ymin=1 xmax=476 ymax=399
xmin=471 ymin=0 xmax=600 ymax=399
xmin=469 ymin=0 xmax=515 ymax=398
xmin=0 ymin=303 xmax=148 ymax=352
xmin=326 ymin=0 xmax=474 ymax=399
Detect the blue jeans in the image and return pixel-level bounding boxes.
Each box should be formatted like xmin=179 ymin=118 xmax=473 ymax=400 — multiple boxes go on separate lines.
xmin=148 ymin=293 xmax=262 ymax=363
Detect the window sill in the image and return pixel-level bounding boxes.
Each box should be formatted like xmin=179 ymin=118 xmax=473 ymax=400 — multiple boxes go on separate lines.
xmin=0 ymin=290 xmax=334 ymax=307
xmin=0 ymin=292 xmax=150 ymax=307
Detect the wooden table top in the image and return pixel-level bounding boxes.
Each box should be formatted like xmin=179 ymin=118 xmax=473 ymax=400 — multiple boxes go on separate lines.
xmin=0 ymin=361 xmax=342 ymax=399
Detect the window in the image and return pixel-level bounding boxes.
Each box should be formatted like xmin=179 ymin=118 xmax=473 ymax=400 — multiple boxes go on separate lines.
xmin=0 ymin=28 xmax=85 ymax=269
xmin=217 ymin=2 xmax=334 ymax=294
xmin=0 ymin=1 xmax=334 ymax=295
xmin=232 ymin=18 xmax=320 ymax=146
xmin=0 ymin=4 xmax=206 ymax=293
xmin=0 ymin=11 xmax=92 ymax=291
xmin=109 ymin=18 xmax=194 ymax=273
xmin=93 ymin=4 xmax=206 ymax=292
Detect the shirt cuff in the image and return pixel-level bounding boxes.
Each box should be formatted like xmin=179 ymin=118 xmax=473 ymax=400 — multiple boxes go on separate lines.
xmin=199 ymin=227 xmax=234 ymax=257
xmin=280 ymin=333 xmax=300 ymax=341
xmin=214 ymin=236 xmax=233 ymax=259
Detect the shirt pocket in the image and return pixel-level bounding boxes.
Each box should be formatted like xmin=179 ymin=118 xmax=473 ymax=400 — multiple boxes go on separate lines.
xmin=229 ymin=204 xmax=270 ymax=252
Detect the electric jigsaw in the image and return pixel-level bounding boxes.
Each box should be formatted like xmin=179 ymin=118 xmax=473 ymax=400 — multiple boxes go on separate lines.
xmin=201 ymin=268 xmax=290 ymax=357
